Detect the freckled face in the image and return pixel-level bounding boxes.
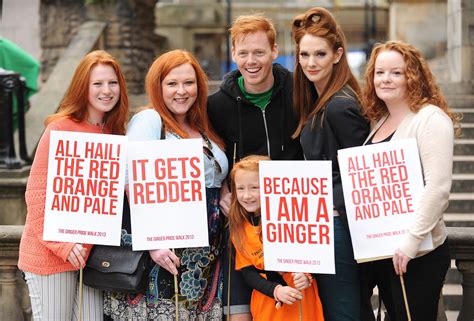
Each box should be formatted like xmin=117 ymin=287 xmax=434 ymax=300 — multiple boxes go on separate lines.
xmin=298 ymin=34 xmax=342 ymax=94
xmin=235 ymin=169 xmax=260 ymax=213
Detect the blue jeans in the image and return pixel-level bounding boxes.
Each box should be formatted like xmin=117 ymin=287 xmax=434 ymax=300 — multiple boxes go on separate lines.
xmin=315 ymin=217 xmax=361 ymax=321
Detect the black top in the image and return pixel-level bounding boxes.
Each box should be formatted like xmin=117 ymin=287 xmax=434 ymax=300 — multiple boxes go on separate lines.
xmin=300 ymin=86 xmax=370 ymax=226
xmin=208 ymin=63 xmax=303 ymax=169
xmin=240 ymin=215 xmax=286 ymax=299
xmin=366 ymin=131 xmax=394 ymax=145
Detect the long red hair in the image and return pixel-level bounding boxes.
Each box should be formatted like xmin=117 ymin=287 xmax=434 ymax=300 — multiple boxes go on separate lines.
xmin=229 ymin=155 xmax=270 ymax=253
xmin=144 ymin=49 xmax=224 ymax=149
xmin=362 ymin=40 xmax=461 ymax=136
xmin=45 ymin=50 xmax=129 ymax=135
xmin=292 ymin=7 xmax=361 ymax=138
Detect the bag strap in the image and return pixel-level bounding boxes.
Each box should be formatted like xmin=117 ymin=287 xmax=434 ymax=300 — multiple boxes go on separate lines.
xmin=160 ymin=116 xmax=165 ymax=140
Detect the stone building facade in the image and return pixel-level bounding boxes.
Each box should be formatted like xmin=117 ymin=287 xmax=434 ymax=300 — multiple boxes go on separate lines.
xmin=40 ymin=0 xmax=159 ymax=94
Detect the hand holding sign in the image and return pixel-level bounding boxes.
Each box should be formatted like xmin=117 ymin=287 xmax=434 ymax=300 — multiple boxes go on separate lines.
xmin=393 ymin=248 xmax=411 ymax=275
xmin=149 ymin=248 xmax=180 ymax=275
xmin=338 ymin=138 xmax=432 ymax=262
xmin=44 ymin=131 xmax=127 ymax=246
xmin=260 ymin=161 xmax=334 ymax=274
xmin=292 ymin=272 xmax=311 ymax=290
xmin=67 ymin=243 xmax=87 ymax=269
xmin=127 ymin=139 xmax=208 ymax=251
xmin=275 ymin=285 xmax=303 ymax=305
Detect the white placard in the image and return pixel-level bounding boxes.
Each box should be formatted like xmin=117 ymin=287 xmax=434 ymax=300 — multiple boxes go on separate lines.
xmin=127 ymin=139 xmax=208 ymax=250
xmin=338 ymin=138 xmax=433 ymax=262
xmin=43 ymin=131 xmax=127 ymax=245
xmin=260 ymin=161 xmax=335 ymax=274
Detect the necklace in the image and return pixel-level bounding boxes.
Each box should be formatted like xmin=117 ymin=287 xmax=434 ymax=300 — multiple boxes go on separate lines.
xmin=87 ymin=119 xmax=105 ymax=133
xmin=249 ymin=215 xmax=260 ymax=235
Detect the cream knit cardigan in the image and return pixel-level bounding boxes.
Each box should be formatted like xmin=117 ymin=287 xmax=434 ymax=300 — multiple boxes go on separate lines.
xmin=364 ymin=104 xmax=454 ymax=258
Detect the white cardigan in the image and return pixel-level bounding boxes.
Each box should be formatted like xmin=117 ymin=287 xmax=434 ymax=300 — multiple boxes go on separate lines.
xmin=364 ymin=104 xmax=454 ymax=258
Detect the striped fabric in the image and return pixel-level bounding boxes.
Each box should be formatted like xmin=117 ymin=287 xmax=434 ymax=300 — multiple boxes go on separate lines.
xmin=24 ymin=271 xmax=103 ymax=321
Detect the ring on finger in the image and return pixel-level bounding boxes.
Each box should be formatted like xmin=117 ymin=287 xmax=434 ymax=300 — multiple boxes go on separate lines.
xmin=290 ymin=293 xmax=295 ymax=298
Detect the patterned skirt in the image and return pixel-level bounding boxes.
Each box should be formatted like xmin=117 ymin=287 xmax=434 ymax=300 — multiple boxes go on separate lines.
xmin=104 ymin=188 xmax=224 ymax=321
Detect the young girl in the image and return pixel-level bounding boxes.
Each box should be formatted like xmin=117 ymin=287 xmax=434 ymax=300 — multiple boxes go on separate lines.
xmin=229 ymin=155 xmax=324 ymax=321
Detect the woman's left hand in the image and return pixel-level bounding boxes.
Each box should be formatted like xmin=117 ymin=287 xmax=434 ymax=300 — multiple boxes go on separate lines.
xmin=393 ymin=248 xmax=411 ymax=275
xmin=149 ymin=249 xmax=180 ymax=275
xmin=67 ymin=243 xmax=87 ymax=269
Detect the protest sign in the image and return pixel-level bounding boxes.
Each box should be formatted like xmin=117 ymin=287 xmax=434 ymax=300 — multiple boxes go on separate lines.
xmin=127 ymin=139 xmax=208 ymax=250
xmin=338 ymin=138 xmax=432 ymax=262
xmin=43 ymin=131 xmax=127 ymax=245
xmin=260 ymin=161 xmax=335 ymax=274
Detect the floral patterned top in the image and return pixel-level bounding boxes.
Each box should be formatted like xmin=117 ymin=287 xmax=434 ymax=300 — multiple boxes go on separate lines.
xmin=103 ymin=109 xmax=228 ymax=320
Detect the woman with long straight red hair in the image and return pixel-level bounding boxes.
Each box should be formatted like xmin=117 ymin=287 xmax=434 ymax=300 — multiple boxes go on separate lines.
xmin=103 ymin=49 xmax=228 ymax=320
xmin=18 ymin=50 xmax=129 ymax=321
xmin=291 ymin=7 xmax=369 ymax=321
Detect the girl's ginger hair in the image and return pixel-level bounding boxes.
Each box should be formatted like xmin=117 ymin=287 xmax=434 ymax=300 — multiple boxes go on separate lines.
xmin=45 ymin=50 xmax=129 ymax=135
xmin=292 ymin=7 xmax=361 ymax=138
xmin=144 ymin=49 xmax=224 ymax=148
xmin=363 ymin=40 xmax=461 ymax=136
xmin=229 ymin=155 xmax=270 ymax=253
xmin=229 ymin=14 xmax=276 ymax=48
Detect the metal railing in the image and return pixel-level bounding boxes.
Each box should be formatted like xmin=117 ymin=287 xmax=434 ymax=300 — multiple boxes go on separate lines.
xmin=0 ymin=71 xmax=29 ymax=169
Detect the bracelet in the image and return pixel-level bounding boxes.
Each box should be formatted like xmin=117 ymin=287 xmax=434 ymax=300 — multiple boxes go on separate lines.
xmin=273 ymin=284 xmax=282 ymax=301
xmin=273 ymin=284 xmax=282 ymax=309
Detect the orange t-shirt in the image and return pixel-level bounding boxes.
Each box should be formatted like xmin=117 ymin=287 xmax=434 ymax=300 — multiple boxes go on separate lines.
xmin=233 ymin=220 xmax=324 ymax=321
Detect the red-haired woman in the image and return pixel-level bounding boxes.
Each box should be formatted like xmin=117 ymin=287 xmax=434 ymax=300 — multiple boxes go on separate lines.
xmin=18 ymin=50 xmax=129 ymax=321
xmin=103 ymin=50 xmax=228 ymax=320
xmin=361 ymin=40 xmax=459 ymax=321
xmin=291 ymin=7 xmax=369 ymax=321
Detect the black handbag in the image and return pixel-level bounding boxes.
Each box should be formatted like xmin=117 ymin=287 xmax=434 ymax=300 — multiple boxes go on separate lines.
xmin=83 ymin=245 xmax=152 ymax=293
xmin=83 ymin=192 xmax=152 ymax=293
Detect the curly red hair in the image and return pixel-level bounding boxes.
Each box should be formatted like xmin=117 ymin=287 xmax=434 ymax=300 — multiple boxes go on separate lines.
xmin=362 ymin=40 xmax=461 ymax=136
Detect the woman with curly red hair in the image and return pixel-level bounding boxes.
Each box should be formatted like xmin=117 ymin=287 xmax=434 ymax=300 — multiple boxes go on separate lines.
xmin=361 ymin=40 xmax=460 ymax=321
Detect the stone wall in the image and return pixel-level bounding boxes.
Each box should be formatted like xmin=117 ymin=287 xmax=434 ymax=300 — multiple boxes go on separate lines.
xmin=40 ymin=0 xmax=86 ymax=81
xmin=86 ymin=0 xmax=159 ymax=94
xmin=40 ymin=0 xmax=160 ymax=94
xmin=447 ymin=0 xmax=473 ymax=87
xmin=389 ymin=1 xmax=447 ymax=59
xmin=1 ymin=0 xmax=41 ymax=61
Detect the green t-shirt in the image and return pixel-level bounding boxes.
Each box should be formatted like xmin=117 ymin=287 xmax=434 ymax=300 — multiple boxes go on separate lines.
xmin=238 ymin=76 xmax=272 ymax=111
